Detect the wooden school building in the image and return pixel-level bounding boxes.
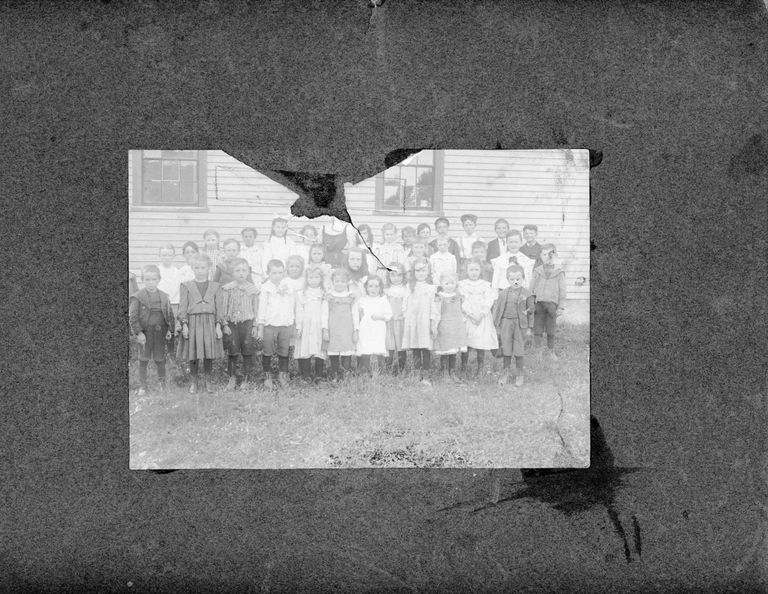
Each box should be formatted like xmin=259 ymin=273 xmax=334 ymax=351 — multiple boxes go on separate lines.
xmin=128 ymin=149 xmax=590 ymax=321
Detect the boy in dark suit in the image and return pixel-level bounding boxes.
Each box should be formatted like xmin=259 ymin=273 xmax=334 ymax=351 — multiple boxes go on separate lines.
xmin=486 ymin=218 xmax=510 ymax=261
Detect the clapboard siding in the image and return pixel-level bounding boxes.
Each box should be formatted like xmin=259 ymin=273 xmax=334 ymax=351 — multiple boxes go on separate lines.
xmin=129 ymin=149 xmax=590 ymax=305
xmin=344 ymin=149 xmax=590 ymax=300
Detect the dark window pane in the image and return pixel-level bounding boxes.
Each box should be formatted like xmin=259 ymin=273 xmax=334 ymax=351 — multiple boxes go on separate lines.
xmin=143 ymin=180 xmax=162 ymax=203
xmin=162 ymin=150 xmax=198 ymax=160
xmin=162 ymin=181 xmax=180 ymax=203
xmin=179 ymin=162 xmax=196 ymax=182
xmin=143 ymin=159 xmax=162 ymax=181
xmin=179 ymin=182 xmax=197 ymax=204
xmin=162 ymin=161 xmax=179 ymax=181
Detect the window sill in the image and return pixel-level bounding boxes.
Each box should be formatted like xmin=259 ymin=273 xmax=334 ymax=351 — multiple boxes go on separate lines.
xmin=130 ymin=205 xmax=210 ymax=213
xmin=372 ymin=209 xmax=444 ymax=217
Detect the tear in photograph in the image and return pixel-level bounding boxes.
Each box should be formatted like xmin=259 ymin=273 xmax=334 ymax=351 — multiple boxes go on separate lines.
xmin=128 ymin=149 xmax=590 ymax=469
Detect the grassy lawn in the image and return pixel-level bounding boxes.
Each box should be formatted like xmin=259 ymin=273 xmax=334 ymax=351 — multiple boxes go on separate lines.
xmin=129 ymin=324 xmax=589 ymax=469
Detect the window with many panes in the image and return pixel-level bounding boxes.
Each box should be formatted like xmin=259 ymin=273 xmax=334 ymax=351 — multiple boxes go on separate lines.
xmin=375 ymin=150 xmax=443 ymax=214
xmin=132 ymin=150 xmax=207 ymax=207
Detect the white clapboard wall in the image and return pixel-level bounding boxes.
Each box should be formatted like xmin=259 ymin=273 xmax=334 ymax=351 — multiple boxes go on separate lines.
xmin=344 ymin=149 xmax=590 ymax=301
xmin=129 ymin=149 xmax=590 ymax=304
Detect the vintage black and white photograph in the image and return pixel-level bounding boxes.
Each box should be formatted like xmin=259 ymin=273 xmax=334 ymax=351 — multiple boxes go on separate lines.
xmin=128 ymin=149 xmax=590 ymax=468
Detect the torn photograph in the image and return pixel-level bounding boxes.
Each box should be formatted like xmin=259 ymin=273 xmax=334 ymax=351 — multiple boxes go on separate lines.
xmin=128 ymin=149 xmax=590 ymax=469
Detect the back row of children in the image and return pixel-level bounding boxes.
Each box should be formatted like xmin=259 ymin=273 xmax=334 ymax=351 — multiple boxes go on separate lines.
xmin=129 ymin=215 xmax=567 ymax=395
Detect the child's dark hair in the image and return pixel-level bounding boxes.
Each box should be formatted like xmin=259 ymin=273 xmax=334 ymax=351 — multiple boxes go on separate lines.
xmin=460 ymin=214 xmax=477 ymax=224
xmin=401 ymin=226 xmax=416 ymax=239
xmin=416 ymin=223 xmax=431 ymax=235
xmin=301 ymin=224 xmax=317 ymax=239
xmin=506 ymin=229 xmax=523 ymax=241
xmin=241 ymin=227 xmax=257 ymax=237
xmin=434 ymin=216 xmax=450 ymax=228
xmin=266 ymin=259 xmax=285 ymax=272
xmin=471 ymin=240 xmax=487 ymax=251
xmin=182 ymin=240 xmax=199 ymax=254
xmin=494 ymin=218 xmax=509 ymax=228
xmin=506 ymin=264 xmax=525 ymax=278
xmin=523 ymin=224 xmax=538 ymax=233
xmin=203 ymin=229 xmax=220 ymax=241
xmin=142 ymin=264 xmax=161 ymax=279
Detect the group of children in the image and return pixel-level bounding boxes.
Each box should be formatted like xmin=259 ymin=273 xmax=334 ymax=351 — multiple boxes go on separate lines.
xmin=129 ymin=215 xmax=567 ymax=395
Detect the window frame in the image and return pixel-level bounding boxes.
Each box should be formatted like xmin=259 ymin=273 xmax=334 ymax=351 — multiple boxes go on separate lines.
xmin=374 ymin=150 xmax=444 ymax=217
xmin=131 ymin=150 xmax=208 ymax=211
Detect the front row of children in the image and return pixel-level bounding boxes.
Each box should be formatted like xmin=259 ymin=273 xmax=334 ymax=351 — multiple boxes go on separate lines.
xmin=130 ymin=246 xmax=566 ymax=394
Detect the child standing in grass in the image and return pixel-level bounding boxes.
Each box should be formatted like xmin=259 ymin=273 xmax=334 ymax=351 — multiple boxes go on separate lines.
xmin=459 ymin=260 xmax=499 ymax=377
xmin=240 ymin=227 xmax=263 ymax=284
xmin=202 ymin=229 xmax=221 ymax=280
xmin=356 ymin=276 xmax=393 ymax=375
xmin=177 ymin=254 xmax=225 ymax=394
xmin=402 ymin=257 xmax=439 ymax=386
xmin=262 ymin=217 xmax=296 ymax=276
xmin=530 ymin=243 xmax=567 ymax=360
xmin=432 ymin=272 xmax=468 ymax=383
xmin=372 ymin=223 xmax=407 ymax=282
xmin=344 ymin=247 xmax=369 ymax=299
xmin=294 ymin=266 xmax=327 ymax=382
xmin=491 ymin=230 xmax=536 ymax=291
xmin=384 ymin=263 xmax=408 ymax=374
xmin=307 ymin=244 xmax=334 ymax=291
xmin=492 ymin=264 xmax=535 ymax=387
xmin=157 ymin=244 xmax=182 ymax=317
xmin=322 ymin=268 xmax=360 ymax=381
xmin=219 ymin=258 xmax=259 ymax=391
xmin=129 ymin=265 xmax=175 ymax=395
xmin=429 ymin=236 xmax=458 ymax=287
xmin=257 ymin=259 xmax=295 ymax=389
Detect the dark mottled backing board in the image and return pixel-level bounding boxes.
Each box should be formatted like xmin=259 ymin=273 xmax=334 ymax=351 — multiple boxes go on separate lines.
xmin=3 ymin=0 xmax=767 ymax=590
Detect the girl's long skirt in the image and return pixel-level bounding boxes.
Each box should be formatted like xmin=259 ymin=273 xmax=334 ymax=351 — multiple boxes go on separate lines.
xmin=499 ymin=318 xmax=526 ymax=357
xmin=176 ymin=313 xmax=224 ymax=360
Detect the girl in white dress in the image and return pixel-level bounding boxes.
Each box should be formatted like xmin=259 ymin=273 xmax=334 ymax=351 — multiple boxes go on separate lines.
xmin=384 ymin=263 xmax=408 ymax=374
xmin=294 ymin=266 xmax=327 ymax=382
xmin=401 ymin=257 xmax=440 ymax=385
xmin=459 ymin=260 xmax=500 ymax=377
xmin=356 ymin=276 xmax=393 ymax=375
